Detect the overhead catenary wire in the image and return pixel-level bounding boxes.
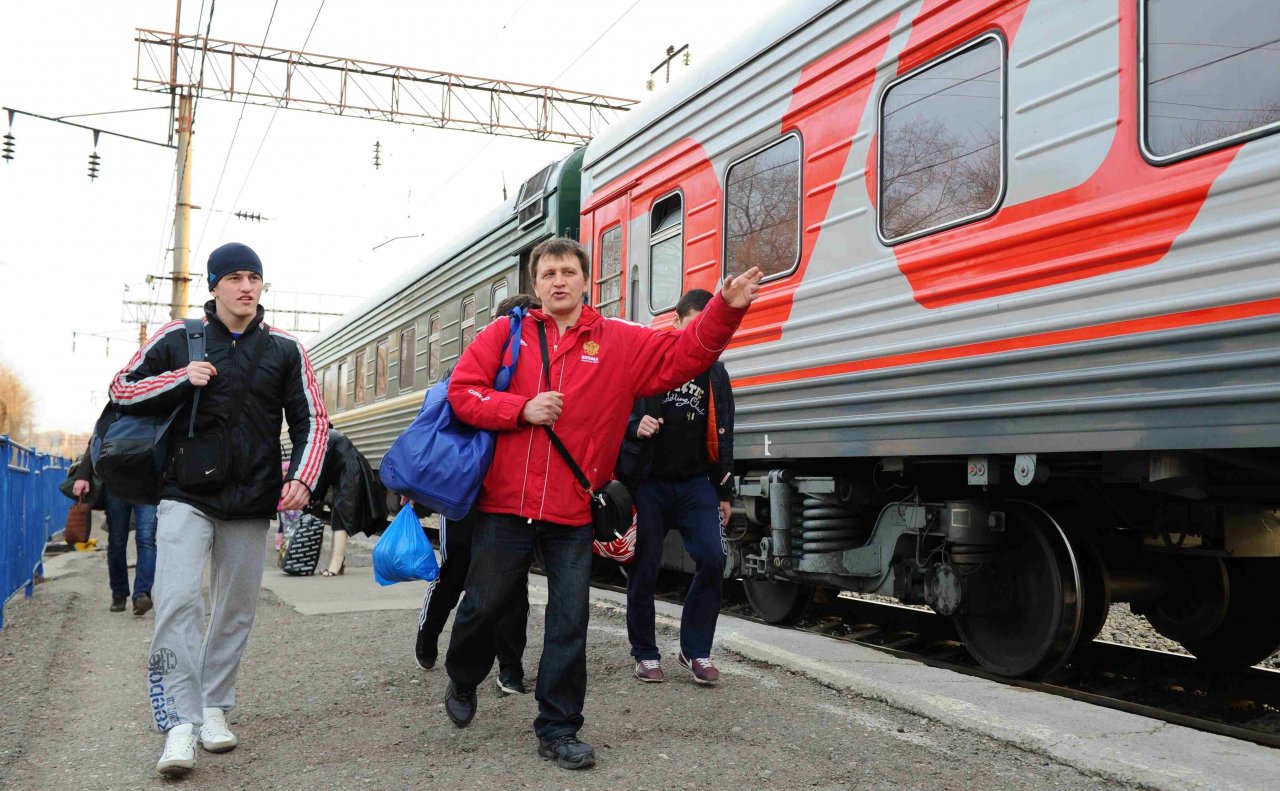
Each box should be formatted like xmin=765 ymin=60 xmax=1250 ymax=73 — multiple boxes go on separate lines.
xmin=408 ymin=0 xmax=647 ymax=222
xmin=191 ymin=0 xmax=282 ymax=266
xmin=208 ymin=0 xmax=327 ymax=254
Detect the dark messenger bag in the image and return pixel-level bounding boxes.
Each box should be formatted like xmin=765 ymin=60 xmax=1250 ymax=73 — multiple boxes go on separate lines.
xmin=92 ymin=319 xmax=205 ymax=506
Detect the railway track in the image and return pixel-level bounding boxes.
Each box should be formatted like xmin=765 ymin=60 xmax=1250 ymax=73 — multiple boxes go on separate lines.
xmin=596 ymin=567 xmax=1280 ymax=749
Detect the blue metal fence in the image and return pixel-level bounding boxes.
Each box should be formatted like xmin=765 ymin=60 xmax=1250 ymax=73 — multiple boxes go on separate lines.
xmin=0 ymin=436 xmax=73 ymax=629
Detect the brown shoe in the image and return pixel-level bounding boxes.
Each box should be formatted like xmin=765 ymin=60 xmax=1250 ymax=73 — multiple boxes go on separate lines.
xmin=634 ymin=659 xmax=664 ymax=683
xmin=678 ymin=652 xmax=719 ymax=685
xmin=132 ymin=593 xmax=153 ymax=616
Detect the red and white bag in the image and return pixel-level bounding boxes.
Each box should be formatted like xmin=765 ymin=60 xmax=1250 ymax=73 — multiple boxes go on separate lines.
xmin=592 ymin=510 xmax=637 ymax=564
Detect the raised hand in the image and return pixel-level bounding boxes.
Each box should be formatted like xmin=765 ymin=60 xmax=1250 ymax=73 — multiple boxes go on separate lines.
xmin=722 ymin=266 xmax=764 ymax=309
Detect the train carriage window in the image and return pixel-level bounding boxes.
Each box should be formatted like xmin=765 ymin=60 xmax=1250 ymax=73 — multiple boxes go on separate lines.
xmin=322 ymin=366 xmax=336 ymax=413
xmin=398 ymin=327 xmax=415 ymax=391
xmin=724 ymin=135 xmax=801 ymax=279
xmin=491 ymin=280 xmax=509 ymax=315
xmin=353 ymin=350 xmax=367 ymax=406
xmin=649 ymin=192 xmax=684 ymax=313
xmin=427 ymin=314 xmax=442 ymax=383
xmin=1143 ymin=0 xmax=1280 ymax=161
xmin=337 ymin=361 xmax=349 ymax=410
xmin=878 ymin=35 xmax=1004 ymax=244
xmin=628 ymin=265 xmax=640 ymax=320
xmin=461 ymin=297 xmax=476 ymax=351
xmin=374 ymin=338 xmax=389 ymax=399
xmin=596 ymin=225 xmax=623 ymax=318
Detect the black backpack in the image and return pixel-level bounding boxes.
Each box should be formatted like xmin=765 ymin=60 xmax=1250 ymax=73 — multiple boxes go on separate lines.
xmin=90 ymin=320 xmax=205 ymax=506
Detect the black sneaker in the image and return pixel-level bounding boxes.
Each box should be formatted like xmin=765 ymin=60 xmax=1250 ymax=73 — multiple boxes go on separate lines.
xmin=132 ymin=593 xmax=153 ymax=616
xmin=110 ymin=595 xmax=127 ymax=613
xmin=538 ymin=734 xmax=596 ymax=770
xmin=415 ymin=625 xmax=437 ymax=670
xmin=444 ymin=682 xmax=476 ymax=728
xmin=495 ymin=672 xmax=527 ymax=695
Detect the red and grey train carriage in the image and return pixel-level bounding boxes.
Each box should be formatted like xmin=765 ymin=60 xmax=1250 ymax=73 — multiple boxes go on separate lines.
xmin=311 ymin=0 xmax=1280 ymax=678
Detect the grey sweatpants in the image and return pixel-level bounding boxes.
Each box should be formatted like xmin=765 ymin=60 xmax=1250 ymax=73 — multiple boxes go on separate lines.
xmin=146 ymin=499 xmax=269 ymax=732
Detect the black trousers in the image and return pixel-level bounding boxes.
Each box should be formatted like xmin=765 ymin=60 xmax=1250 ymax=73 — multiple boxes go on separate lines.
xmin=445 ymin=512 xmax=592 ymax=740
xmin=419 ymin=510 xmax=529 ymax=678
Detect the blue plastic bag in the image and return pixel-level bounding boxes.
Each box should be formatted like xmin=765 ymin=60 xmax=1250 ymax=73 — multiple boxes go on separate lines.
xmin=372 ymin=504 xmax=440 ymax=586
xmin=379 ymin=308 xmax=523 ymax=520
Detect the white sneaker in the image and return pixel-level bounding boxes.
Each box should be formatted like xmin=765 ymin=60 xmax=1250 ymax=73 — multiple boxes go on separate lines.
xmin=199 ymin=707 xmax=238 ymax=753
xmin=156 ymin=723 xmax=198 ymax=777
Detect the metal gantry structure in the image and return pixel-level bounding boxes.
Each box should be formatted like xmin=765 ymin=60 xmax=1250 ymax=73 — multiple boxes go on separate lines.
xmin=130 ymin=24 xmax=637 ymax=332
xmin=134 ymin=29 xmax=639 ymax=145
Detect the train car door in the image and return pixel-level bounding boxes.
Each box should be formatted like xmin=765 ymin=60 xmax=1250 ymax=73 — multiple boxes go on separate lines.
xmin=584 ymin=193 xmax=630 ymax=319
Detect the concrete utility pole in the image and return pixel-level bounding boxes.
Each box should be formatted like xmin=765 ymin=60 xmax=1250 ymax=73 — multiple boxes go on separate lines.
xmin=171 ymin=91 xmax=193 ymax=320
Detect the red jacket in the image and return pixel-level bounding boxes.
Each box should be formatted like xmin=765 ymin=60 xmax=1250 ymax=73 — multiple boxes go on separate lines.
xmin=448 ymin=294 xmax=746 ymax=526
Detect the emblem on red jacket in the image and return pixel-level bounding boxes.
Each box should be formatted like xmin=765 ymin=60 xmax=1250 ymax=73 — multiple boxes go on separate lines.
xmin=583 ymin=341 xmax=600 ymax=356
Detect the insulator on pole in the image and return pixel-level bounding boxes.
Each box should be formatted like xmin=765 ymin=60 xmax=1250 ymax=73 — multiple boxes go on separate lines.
xmin=373 ymin=139 xmax=382 ymax=170
xmin=88 ymin=129 xmax=101 ymax=180
xmin=2 ymin=109 xmax=15 ymax=162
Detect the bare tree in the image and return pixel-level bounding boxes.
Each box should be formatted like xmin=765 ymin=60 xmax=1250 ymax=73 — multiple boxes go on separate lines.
xmin=881 ymin=117 xmax=1000 ymax=240
xmin=0 ymin=361 xmax=35 ymax=443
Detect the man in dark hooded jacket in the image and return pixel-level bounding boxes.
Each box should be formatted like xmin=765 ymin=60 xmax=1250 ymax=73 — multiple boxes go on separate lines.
xmin=109 ymin=242 xmax=328 ymax=778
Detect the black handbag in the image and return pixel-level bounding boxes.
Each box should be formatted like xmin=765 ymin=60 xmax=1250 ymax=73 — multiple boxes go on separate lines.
xmin=172 ymin=329 xmax=269 ymax=491
xmin=535 ymin=321 xmax=633 ymax=541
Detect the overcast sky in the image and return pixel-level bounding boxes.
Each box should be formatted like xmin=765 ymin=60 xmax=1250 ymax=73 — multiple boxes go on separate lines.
xmin=0 ymin=0 xmax=769 ymax=435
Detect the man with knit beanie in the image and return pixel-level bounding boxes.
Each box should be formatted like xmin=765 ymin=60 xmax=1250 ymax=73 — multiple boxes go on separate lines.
xmin=109 ymin=241 xmax=328 ymax=777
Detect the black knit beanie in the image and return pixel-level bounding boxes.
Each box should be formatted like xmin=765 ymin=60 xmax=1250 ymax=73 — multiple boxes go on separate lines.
xmin=207 ymin=242 xmax=264 ymax=289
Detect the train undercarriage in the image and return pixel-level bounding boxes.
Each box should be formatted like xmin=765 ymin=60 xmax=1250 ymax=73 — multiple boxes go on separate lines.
xmin=725 ymin=450 xmax=1280 ymax=678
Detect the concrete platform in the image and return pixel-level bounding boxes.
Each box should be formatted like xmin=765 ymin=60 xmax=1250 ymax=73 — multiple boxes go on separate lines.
xmin=29 ymin=535 xmax=1280 ymax=790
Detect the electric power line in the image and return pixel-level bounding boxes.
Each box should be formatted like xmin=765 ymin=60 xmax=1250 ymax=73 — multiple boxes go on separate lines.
xmin=408 ymin=0 xmax=647 ymax=221
xmin=208 ymin=0 xmax=328 ymax=253
xmin=192 ymin=0 xmax=282 ymax=266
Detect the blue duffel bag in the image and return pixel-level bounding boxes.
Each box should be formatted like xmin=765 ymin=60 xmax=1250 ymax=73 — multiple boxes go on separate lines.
xmin=379 ymin=307 xmax=523 ymax=520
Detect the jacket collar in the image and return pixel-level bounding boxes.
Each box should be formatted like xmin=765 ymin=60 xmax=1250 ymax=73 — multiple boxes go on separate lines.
xmin=203 ymin=300 xmax=266 ymax=337
xmin=528 ymin=304 xmax=602 ymax=333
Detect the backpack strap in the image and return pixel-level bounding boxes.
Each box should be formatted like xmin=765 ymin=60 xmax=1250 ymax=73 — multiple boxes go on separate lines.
xmin=183 ymin=319 xmax=206 ymax=438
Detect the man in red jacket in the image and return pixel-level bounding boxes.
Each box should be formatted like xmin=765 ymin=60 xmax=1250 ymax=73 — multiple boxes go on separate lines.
xmin=443 ymin=237 xmax=761 ymax=769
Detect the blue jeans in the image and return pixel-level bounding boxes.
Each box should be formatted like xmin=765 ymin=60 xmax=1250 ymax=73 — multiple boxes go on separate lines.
xmin=104 ymin=491 xmax=158 ymax=599
xmin=445 ymin=512 xmax=592 ymax=741
xmin=626 ymin=477 xmax=725 ymax=661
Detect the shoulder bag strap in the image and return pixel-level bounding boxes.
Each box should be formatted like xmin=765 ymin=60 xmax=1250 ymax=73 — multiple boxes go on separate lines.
xmin=536 ymin=321 xmax=591 ymax=493
xmin=183 ymin=319 xmax=206 ymax=438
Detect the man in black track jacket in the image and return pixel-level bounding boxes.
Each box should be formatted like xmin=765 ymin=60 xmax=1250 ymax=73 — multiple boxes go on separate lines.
xmin=617 ymin=288 xmax=735 ymax=686
xmin=108 ymin=242 xmax=328 ymax=778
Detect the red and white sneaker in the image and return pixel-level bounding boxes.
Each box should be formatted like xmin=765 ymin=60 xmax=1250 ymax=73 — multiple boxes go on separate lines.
xmin=634 ymin=659 xmax=664 ymax=683
xmin=678 ymin=652 xmax=720 ymax=685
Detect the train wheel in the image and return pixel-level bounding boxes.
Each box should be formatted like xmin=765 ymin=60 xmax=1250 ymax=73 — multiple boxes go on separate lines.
xmin=1072 ymin=534 xmax=1110 ymax=645
xmin=1145 ymin=557 xmax=1228 ymax=644
xmin=951 ymin=503 xmax=1083 ymax=677
xmin=743 ymin=579 xmax=814 ymax=624
xmin=1180 ymin=558 xmax=1280 ymax=668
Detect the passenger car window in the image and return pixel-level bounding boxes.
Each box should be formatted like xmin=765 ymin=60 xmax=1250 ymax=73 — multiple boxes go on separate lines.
xmin=337 ymin=362 xmax=349 ymax=410
xmin=398 ymin=327 xmax=415 ymax=391
xmin=649 ymin=192 xmax=683 ymax=313
xmin=353 ymin=350 xmax=367 ymax=406
xmin=879 ymin=36 xmax=1004 ymax=243
xmin=461 ymin=297 xmax=476 ymax=351
xmin=428 ymin=314 xmax=441 ymax=383
xmin=1144 ymin=0 xmax=1280 ymax=160
xmin=596 ymin=225 xmax=623 ymax=318
xmin=725 ymin=135 xmax=801 ymax=279
xmin=374 ymin=339 xmax=389 ymax=398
